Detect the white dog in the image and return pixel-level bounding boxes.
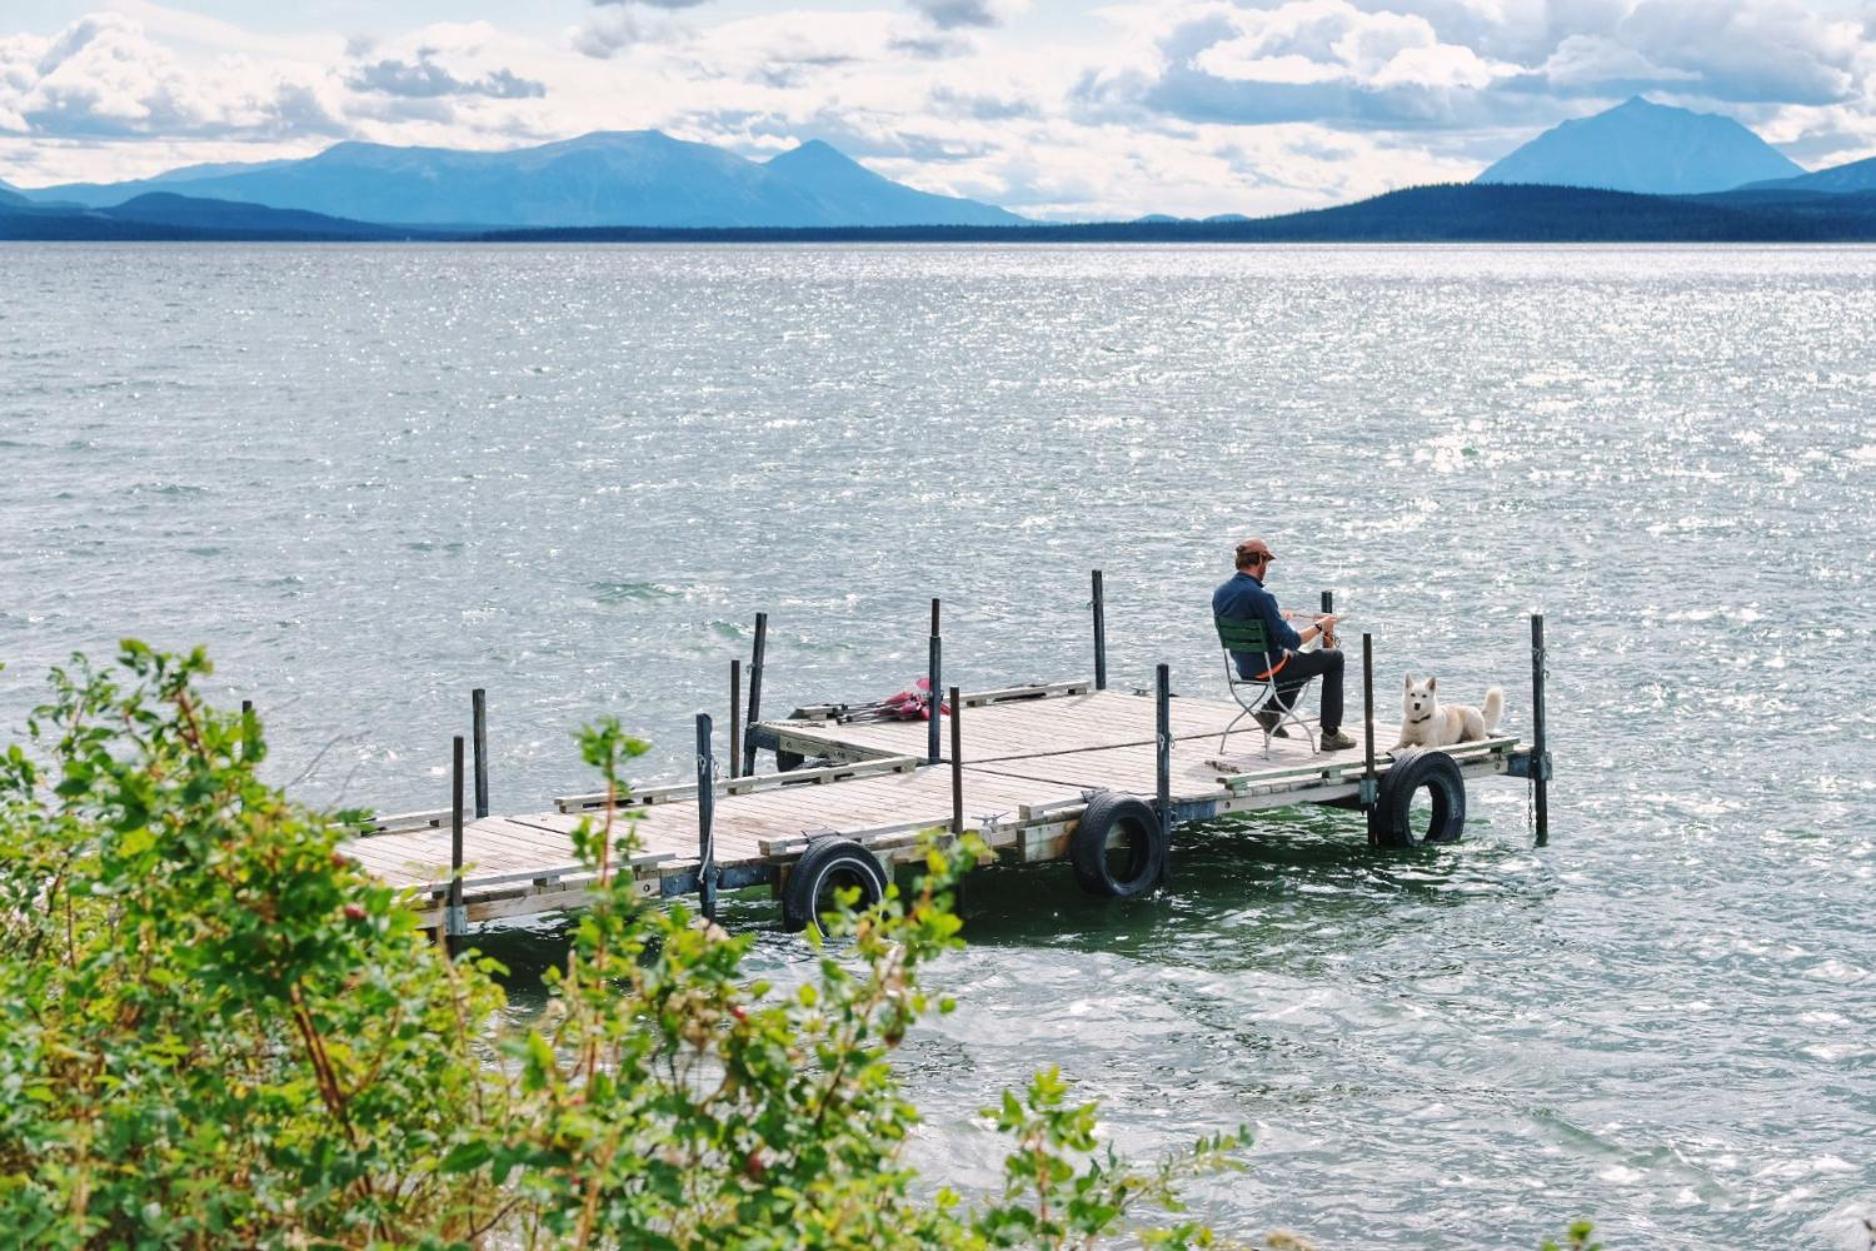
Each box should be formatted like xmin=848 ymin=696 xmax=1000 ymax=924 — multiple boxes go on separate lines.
xmin=1395 ymin=674 xmax=1504 ymax=749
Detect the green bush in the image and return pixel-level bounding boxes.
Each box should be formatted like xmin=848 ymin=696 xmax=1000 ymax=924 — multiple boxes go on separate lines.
xmin=0 ymin=644 xmax=1251 ymax=1249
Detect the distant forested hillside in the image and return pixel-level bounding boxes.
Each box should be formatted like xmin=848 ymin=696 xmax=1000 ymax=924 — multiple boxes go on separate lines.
xmin=8 ymin=182 xmax=1876 ymax=244
xmin=475 ymin=184 xmax=1876 ymax=244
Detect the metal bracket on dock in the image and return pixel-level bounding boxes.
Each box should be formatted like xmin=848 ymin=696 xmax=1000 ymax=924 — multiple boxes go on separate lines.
xmin=444 ymin=904 xmax=469 ymax=937
xmin=1506 ymin=750 xmax=1552 ymax=783
xmin=1358 ymin=775 xmax=1379 ymax=806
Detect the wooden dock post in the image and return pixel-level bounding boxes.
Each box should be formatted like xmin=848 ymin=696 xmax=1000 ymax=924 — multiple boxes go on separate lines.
xmin=948 ymin=686 xmax=964 ymax=834
xmin=729 ymin=659 xmax=742 ymax=780
xmin=446 ymin=736 xmax=466 ymax=956
xmin=1531 ymin=614 xmax=1550 ymax=847
xmin=1362 ymin=632 xmax=1378 ymax=843
xmin=471 ymin=688 xmax=489 ymax=820
xmin=742 ymin=612 xmax=768 ymax=776
xmin=1155 ymin=663 xmax=1172 ymax=838
xmin=1361 ymin=633 xmax=1376 ymax=783
xmin=927 ymin=599 xmax=942 ymax=766
xmin=696 ymin=713 xmax=718 ymax=920
xmin=1091 ymin=570 xmax=1107 ymax=691
xmin=239 ymin=699 xmax=256 ymax=762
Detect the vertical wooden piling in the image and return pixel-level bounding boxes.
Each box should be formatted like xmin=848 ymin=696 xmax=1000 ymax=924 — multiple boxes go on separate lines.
xmin=1091 ymin=569 xmax=1108 ymax=691
xmin=240 ymin=699 xmax=256 ymax=762
xmin=1362 ymin=632 xmax=1378 ymax=845
xmin=1154 ymin=663 xmax=1171 ymax=838
xmin=1320 ymin=590 xmax=1334 ymax=643
xmin=1362 ymin=632 xmax=1376 ymax=783
xmin=447 ymin=735 xmax=466 ymax=956
xmin=927 ymin=599 xmax=942 ymax=766
xmin=471 ymin=688 xmax=489 ymax=820
xmin=696 ymin=713 xmax=718 ymax=920
xmin=729 ymin=659 xmax=743 ymax=780
xmin=949 ymin=686 xmax=964 ymax=835
xmin=742 ymin=612 xmax=768 ymax=776
xmin=1531 ymin=614 xmax=1550 ymax=847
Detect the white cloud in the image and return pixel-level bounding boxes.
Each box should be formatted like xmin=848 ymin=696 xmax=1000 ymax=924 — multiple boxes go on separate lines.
xmin=1193 ymin=0 xmax=1507 ymax=91
xmin=1533 ymin=34 xmax=1696 ymax=93
xmin=0 ymin=13 xmax=345 ymax=139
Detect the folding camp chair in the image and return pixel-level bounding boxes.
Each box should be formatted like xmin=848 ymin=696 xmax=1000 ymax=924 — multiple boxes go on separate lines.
xmin=1214 ymin=614 xmax=1319 ymax=757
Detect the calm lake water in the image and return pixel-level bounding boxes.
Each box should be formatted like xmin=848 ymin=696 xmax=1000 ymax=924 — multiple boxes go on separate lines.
xmin=2 ymin=244 xmax=1873 ymax=1248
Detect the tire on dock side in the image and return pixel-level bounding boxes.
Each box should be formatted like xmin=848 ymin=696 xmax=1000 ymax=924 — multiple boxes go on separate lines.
xmin=1069 ymin=791 xmax=1168 ymax=898
xmin=1369 ymin=748 xmax=1467 ymax=847
xmin=782 ymin=837 xmax=888 ymax=932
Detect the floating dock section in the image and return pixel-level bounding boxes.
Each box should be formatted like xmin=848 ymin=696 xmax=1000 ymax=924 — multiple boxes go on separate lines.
xmin=344 ymin=678 xmax=1536 ymax=932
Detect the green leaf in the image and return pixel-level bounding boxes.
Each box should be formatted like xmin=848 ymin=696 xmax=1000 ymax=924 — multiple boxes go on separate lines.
xmin=439 ymin=1140 xmax=493 ymax=1174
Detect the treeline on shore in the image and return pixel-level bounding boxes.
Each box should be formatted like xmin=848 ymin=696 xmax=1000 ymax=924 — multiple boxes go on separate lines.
xmin=7 ymin=182 xmax=1876 ymax=244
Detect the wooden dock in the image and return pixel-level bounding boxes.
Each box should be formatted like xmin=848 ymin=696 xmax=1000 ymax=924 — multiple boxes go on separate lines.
xmin=343 ymin=683 xmax=1533 ymax=930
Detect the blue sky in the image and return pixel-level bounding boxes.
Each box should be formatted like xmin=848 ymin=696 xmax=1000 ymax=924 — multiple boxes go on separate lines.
xmin=5 ymin=0 xmax=1875 ymax=217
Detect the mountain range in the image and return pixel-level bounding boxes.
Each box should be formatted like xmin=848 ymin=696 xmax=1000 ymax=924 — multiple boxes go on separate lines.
xmin=14 ymin=131 xmax=1021 ymax=229
xmin=10 ymin=99 xmax=1876 ymax=240
xmin=1476 ymin=96 xmax=1803 ymax=194
xmin=1744 ymin=155 xmax=1876 ymax=194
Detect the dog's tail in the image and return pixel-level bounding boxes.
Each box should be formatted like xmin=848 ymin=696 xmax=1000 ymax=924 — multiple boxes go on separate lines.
xmin=1481 ymin=686 xmax=1504 ymax=734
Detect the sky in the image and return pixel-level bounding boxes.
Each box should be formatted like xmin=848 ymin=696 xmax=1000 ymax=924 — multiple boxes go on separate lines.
xmin=4 ymin=0 xmax=1876 ymax=218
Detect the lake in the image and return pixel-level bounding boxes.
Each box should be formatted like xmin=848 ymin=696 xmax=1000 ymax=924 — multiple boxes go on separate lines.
xmin=1 ymin=243 xmax=1872 ymax=1248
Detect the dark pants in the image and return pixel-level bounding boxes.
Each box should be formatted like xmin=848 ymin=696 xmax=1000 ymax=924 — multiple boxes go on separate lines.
xmin=1268 ymin=648 xmax=1344 ymax=735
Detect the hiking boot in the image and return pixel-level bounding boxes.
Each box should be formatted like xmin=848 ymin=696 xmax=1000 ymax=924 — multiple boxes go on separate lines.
xmin=1253 ymin=709 xmax=1290 ymax=739
xmin=1318 ymin=728 xmax=1357 ymax=752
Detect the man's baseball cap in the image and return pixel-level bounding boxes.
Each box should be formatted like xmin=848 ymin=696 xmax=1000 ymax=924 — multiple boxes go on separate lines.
xmin=1235 ymin=538 xmax=1275 ymax=563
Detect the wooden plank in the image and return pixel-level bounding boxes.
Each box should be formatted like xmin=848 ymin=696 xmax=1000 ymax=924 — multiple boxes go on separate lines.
xmin=412 ymin=874 xmax=661 ymax=927
xmin=356 ymin=807 xmax=453 ymax=836
xmin=1208 ymin=734 xmax=1516 ymax=790
xmin=959 ymin=681 xmax=1091 ymax=707
xmin=529 ymin=787 xmax=940 ymax=855
xmin=758 ymin=818 xmax=939 ymax=858
xmin=554 ymin=755 xmax=923 ymax=813
xmin=426 ymin=854 xmax=681 ymax=896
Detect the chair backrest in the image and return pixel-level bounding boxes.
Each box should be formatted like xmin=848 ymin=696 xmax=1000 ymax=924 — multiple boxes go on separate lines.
xmin=1213 ymin=614 xmax=1273 ymax=656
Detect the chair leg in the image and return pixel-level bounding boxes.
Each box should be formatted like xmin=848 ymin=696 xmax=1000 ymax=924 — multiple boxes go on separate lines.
xmin=1219 ymin=707 xmax=1252 ymax=755
xmin=1287 ymin=707 xmax=1317 ymax=754
xmin=1271 ymin=678 xmax=1318 ymax=754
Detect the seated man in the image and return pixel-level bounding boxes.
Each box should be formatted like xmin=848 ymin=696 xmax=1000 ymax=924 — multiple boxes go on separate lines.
xmin=1211 ymin=537 xmax=1356 ymax=750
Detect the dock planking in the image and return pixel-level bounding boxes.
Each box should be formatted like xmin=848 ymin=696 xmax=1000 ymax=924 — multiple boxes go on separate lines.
xmin=342 ymin=684 xmax=1529 ymax=930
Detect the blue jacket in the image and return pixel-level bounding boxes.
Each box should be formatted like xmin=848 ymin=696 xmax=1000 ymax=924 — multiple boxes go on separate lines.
xmin=1212 ymin=571 xmax=1301 ymax=678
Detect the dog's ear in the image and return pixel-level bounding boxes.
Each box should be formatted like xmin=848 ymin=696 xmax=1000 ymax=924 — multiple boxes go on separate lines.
xmin=1428 ymin=676 xmax=1437 ymax=692
xmin=1403 ymin=673 xmax=1413 ymax=689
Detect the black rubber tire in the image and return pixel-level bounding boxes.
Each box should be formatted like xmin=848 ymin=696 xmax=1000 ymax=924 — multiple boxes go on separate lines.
xmin=1371 ymin=749 xmax=1467 ymax=847
xmin=1069 ymin=791 xmax=1168 ymax=898
xmin=774 ymin=749 xmax=807 ymax=773
xmin=781 ymin=837 xmax=887 ymax=932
